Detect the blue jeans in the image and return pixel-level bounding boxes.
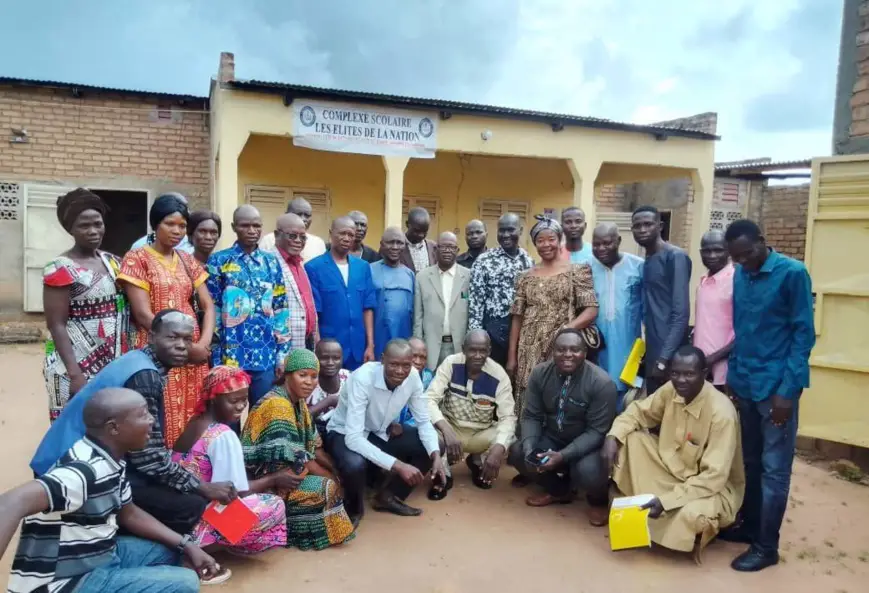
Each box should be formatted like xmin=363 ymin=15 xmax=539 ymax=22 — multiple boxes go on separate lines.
xmin=246 ymin=369 xmax=275 ymax=406
xmin=74 ymin=536 xmax=198 ymax=593
xmin=735 ymin=395 xmax=799 ymax=555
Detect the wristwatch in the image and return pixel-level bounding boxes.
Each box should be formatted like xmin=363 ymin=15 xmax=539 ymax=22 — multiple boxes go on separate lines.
xmin=656 ymin=361 xmax=667 ymax=373
xmin=176 ymin=533 xmax=193 ymax=554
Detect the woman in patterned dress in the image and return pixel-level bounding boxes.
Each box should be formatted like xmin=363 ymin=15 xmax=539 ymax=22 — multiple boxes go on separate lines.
xmin=119 ymin=194 xmax=215 ymax=448
xmin=173 ymin=366 xmax=287 ymax=556
xmin=43 ymin=188 xmax=130 ymax=422
xmin=242 ymin=349 xmax=356 ymax=551
xmin=507 ymin=216 xmax=600 ymax=418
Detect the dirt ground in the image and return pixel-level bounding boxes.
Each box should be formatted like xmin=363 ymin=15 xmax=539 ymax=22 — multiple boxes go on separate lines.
xmin=1 ymin=343 xmax=868 ymax=593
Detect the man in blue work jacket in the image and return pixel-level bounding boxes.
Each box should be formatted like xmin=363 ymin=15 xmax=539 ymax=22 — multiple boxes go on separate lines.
xmin=306 ymin=216 xmax=377 ymax=370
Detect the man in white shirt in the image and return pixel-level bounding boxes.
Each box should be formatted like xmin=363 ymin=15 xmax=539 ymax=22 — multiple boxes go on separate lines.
xmin=326 ymin=339 xmax=447 ymax=522
xmin=259 ymin=196 xmax=327 ymax=262
xmin=413 ymin=232 xmax=471 ymax=369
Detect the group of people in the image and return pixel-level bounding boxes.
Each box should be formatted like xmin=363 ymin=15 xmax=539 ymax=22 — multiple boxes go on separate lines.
xmin=0 ymin=186 xmax=814 ymax=592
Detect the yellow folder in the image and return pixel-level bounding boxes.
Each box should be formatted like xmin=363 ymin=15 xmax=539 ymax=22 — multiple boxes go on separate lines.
xmin=609 ymin=494 xmax=654 ymax=551
xmin=619 ymin=338 xmax=645 ymax=388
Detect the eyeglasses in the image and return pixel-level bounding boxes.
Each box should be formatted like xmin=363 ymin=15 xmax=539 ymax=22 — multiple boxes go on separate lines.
xmin=437 ymin=245 xmax=458 ymax=252
xmin=277 ymin=231 xmax=307 ymax=242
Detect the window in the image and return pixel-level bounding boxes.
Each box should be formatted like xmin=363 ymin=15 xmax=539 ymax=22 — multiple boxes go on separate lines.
xmin=402 ymin=196 xmax=440 ymax=233
xmin=245 ymin=185 xmax=331 ymax=238
xmin=0 ymin=182 xmax=21 ymax=221
xmin=479 ymin=200 xmax=531 ymax=250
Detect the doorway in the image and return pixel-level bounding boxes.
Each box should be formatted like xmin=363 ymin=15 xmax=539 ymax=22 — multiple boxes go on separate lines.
xmin=92 ymin=190 xmax=148 ymax=256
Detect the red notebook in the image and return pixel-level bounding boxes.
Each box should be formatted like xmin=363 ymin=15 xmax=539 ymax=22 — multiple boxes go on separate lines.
xmin=202 ymin=499 xmax=258 ymax=545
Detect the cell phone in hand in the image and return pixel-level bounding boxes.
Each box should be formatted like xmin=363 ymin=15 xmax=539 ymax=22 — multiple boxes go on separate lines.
xmin=525 ymin=448 xmax=549 ymax=466
xmin=291 ymin=451 xmax=307 ymax=475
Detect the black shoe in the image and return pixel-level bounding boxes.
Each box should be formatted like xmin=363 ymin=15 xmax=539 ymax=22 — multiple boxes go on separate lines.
xmin=731 ymin=547 xmax=779 ymax=572
xmin=717 ymin=526 xmax=754 ymax=544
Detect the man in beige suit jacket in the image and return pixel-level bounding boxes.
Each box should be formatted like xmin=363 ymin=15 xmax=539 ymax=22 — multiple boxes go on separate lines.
xmin=413 ymin=232 xmax=471 ymax=370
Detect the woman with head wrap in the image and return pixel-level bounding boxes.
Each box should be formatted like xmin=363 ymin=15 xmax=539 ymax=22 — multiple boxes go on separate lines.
xmin=119 ymin=193 xmax=215 ymax=447
xmin=242 ymin=349 xmax=357 ymax=550
xmin=187 ymin=210 xmax=222 ymax=265
xmin=506 ymin=214 xmax=600 ymax=435
xmin=43 ymin=188 xmax=131 ymax=421
xmin=172 ymin=366 xmax=287 ymax=563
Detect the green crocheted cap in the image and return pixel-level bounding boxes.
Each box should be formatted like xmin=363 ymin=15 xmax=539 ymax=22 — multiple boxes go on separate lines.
xmin=284 ymin=348 xmax=320 ymax=373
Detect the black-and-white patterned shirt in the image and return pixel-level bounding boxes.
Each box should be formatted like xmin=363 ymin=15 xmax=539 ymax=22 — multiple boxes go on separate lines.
xmin=9 ymin=437 xmax=131 ymax=593
xmin=468 ymin=246 xmax=534 ymax=329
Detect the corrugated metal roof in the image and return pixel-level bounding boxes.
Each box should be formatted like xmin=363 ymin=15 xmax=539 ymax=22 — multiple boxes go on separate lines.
xmin=0 ymin=77 xmax=208 ymax=104
xmin=228 ymin=79 xmax=720 ymax=141
xmin=715 ymin=158 xmax=812 ymax=171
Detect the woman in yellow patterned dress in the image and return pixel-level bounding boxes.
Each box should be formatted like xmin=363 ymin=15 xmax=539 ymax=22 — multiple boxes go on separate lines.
xmin=507 ymin=216 xmax=600 ymax=417
xmin=242 ymin=348 xmax=356 ymax=550
xmin=119 ymin=193 xmax=215 ymax=447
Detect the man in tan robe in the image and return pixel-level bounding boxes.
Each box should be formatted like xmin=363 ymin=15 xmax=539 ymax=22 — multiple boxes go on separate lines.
xmin=601 ymin=345 xmax=745 ymax=562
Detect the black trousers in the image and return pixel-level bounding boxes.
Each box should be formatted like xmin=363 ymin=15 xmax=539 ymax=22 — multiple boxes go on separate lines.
xmin=507 ymin=435 xmax=609 ymax=506
xmin=489 ymin=339 xmax=509 ymax=367
xmin=126 ymin=468 xmax=208 ymax=535
xmin=325 ymin=426 xmax=433 ymax=516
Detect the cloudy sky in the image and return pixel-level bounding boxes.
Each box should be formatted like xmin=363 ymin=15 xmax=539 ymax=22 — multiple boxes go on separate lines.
xmin=0 ymin=0 xmax=841 ymax=161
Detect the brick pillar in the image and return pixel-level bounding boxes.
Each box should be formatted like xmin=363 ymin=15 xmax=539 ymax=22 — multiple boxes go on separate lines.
xmin=218 ymin=52 xmax=235 ymax=84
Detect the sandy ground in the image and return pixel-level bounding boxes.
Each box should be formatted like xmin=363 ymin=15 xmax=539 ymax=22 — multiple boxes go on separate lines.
xmin=1 ymin=343 xmax=868 ymax=593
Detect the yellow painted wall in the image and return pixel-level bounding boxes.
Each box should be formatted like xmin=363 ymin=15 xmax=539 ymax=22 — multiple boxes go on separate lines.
xmin=800 ymin=155 xmax=869 ymax=447
xmin=404 ymin=152 xmax=574 ymax=237
xmin=212 ymin=86 xmax=716 ymax=287
xmin=238 ymin=141 xmax=577 ymax=245
xmin=238 ymin=135 xmax=386 ymax=237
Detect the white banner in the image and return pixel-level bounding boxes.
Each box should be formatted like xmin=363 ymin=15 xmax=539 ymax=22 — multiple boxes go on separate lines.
xmin=291 ymin=99 xmax=438 ymax=158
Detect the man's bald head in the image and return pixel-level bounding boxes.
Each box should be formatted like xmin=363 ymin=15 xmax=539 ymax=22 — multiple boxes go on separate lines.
xmin=701 ymin=229 xmax=726 ymax=245
xmin=380 ymin=226 xmax=406 ymax=264
xmin=330 ymin=216 xmax=357 ymax=256
xmin=382 ymin=226 xmax=404 ymax=242
xmin=277 ymin=212 xmax=305 ymax=233
xmin=83 ymin=388 xmax=146 ymax=430
xmin=700 ymin=229 xmax=729 ymax=274
xmin=83 ymin=388 xmax=153 ymax=452
xmin=591 ymin=222 xmax=622 ymax=267
xmin=593 ymin=222 xmax=619 ymax=240
xmin=232 ymin=204 xmax=260 ymax=224
xmin=287 ymin=197 xmax=313 ymax=229
xmin=276 ymin=213 xmax=307 ymax=255
xmin=465 ymin=219 xmax=487 ymax=250
xmin=232 ymin=205 xmax=263 ymax=249
xmin=436 ymin=231 xmax=458 ymax=269
xmin=499 ymin=213 xmax=521 ymax=227
xmin=406 ymin=207 xmax=431 ymax=245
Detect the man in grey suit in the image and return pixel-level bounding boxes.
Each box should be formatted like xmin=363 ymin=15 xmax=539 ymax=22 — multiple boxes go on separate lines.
xmin=413 ymin=231 xmax=471 ymax=370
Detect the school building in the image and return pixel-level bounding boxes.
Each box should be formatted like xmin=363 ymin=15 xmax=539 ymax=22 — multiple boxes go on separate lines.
xmin=209 ymin=52 xmax=717 ymax=276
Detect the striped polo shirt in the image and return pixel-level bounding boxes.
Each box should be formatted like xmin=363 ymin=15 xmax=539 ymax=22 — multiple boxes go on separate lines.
xmin=8 ymin=437 xmax=131 ymax=593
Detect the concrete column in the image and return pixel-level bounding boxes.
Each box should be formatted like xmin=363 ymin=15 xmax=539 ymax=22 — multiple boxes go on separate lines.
xmin=214 ymin=131 xmax=249 ymax=250
xmin=567 ymin=158 xmax=602 ymax=231
xmin=382 ymin=156 xmax=410 ymax=228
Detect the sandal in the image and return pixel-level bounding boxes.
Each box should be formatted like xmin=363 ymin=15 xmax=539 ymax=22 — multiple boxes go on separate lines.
xmin=201 ymin=567 xmax=232 ymax=586
xmin=466 ymin=457 xmax=493 ymax=490
xmin=427 ymin=474 xmax=453 ymax=500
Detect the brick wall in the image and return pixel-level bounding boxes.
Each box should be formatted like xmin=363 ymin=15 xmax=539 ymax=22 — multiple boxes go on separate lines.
xmin=595 ymin=184 xmax=627 ymax=212
xmin=756 ymin=184 xmax=810 ymax=261
xmin=850 ymin=1 xmax=869 ymax=138
xmin=0 ymin=85 xmax=210 ymax=208
xmin=0 ymin=83 xmax=210 ymax=318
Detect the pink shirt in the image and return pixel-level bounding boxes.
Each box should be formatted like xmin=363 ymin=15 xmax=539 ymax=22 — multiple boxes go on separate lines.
xmin=693 ymin=263 xmax=735 ymax=385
